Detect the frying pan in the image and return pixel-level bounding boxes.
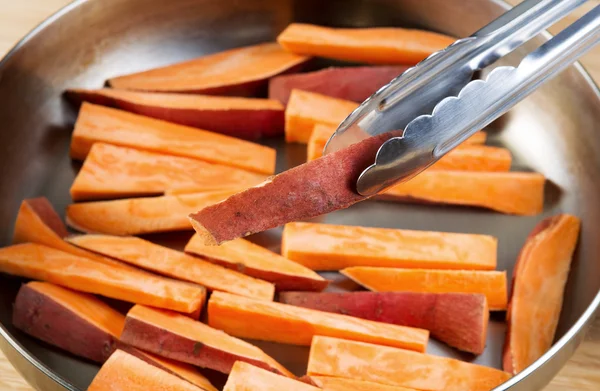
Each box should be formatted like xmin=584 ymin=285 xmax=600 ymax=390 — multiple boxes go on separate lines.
xmin=0 ymin=0 xmax=599 ymax=390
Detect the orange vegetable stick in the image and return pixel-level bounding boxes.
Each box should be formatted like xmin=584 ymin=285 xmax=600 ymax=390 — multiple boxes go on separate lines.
xmin=307 ymin=336 xmax=511 ymax=391
xmin=224 ymin=361 xmax=320 ymax=391
xmin=0 ymin=243 xmax=206 ymax=314
xmin=342 ymin=267 xmax=508 ymax=311
xmin=120 ymin=305 xmax=292 ymax=377
xmin=184 ymin=234 xmax=327 ymax=291
xmin=67 ymin=190 xmax=238 ymax=236
xmin=109 ymin=42 xmax=310 ymax=96
xmin=277 ymin=23 xmax=455 ymax=65
xmin=310 ymin=376 xmax=417 ymax=391
xmin=503 ymin=214 xmax=581 ymax=375
xmin=282 ymin=222 xmax=497 ymax=271
xmin=208 ymin=291 xmax=429 ymax=352
xmin=67 ymin=234 xmax=275 ymax=301
xmin=70 ymin=143 xmax=267 ymax=201
xmin=381 ymin=171 xmax=546 ymax=216
xmin=70 ymin=103 xmax=276 ymax=175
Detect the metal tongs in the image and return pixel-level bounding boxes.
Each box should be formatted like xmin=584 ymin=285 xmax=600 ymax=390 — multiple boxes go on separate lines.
xmin=323 ymin=0 xmax=600 ymax=196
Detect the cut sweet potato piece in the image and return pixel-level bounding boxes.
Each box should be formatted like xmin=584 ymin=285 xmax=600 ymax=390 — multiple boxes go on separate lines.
xmin=310 ymin=376 xmax=417 ymax=391
xmin=281 ymin=222 xmax=497 ymax=271
xmin=342 ymin=267 xmax=508 ymax=311
xmin=0 ymin=243 xmax=206 ymax=314
xmin=208 ymin=291 xmax=429 ymax=352
xmin=67 ymin=234 xmax=275 ymax=301
xmin=269 ymin=66 xmax=407 ymax=105
xmin=12 ymin=281 xmax=125 ymax=363
xmin=279 ymin=291 xmax=488 ymax=354
xmin=277 ymin=23 xmax=455 ymax=65
xmin=67 ymin=190 xmax=237 ymax=236
xmin=307 ymin=336 xmax=511 ymax=391
xmin=120 ymin=304 xmax=292 ymax=377
xmin=67 ymin=89 xmax=285 ymax=139
xmin=70 ymin=103 xmax=276 ymax=175
xmin=184 ymin=234 xmax=326 ymax=292
xmin=503 ymin=214 xmax=581 ymax=375
xmin=108 ymin=42 xmax=310 ymax=96
xmin=381 ymin=171 xmax=545 ymax=216
xmin=70 ymin=143 xmax=267 ymax=201
xmin=224 ymin=361 xmax=319 ymax=391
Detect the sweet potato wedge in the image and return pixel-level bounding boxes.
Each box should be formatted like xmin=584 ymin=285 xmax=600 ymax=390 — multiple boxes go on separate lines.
xmin=67 ymin=190 xmax=237 ymax=236
xmin=70 ymin=103 xmax=276 ymax=175
xmin=310 ymin=376 xmax=417 ymax=391
xmin=208 ymin=291 xmax=429 ymax=352
xmin=277 ymin=23 xmax=455 ymax=65
xmin=70 ymin=143 xmax=267 ymax=201
xmin=269 ymin=66 xmax=407 ymax=105
xmin=224 ymin=361 xmax=319 ymax=391
xmin=184 ymin=234 xmax=326 ymax=291
xmin=342 ymin=267 xmax=508 ymax=311
xmin=381 ymin=171 xmax=546 ymax=216
xmin=67 ymin=234 xmax=275 ymax=301
xmin=0 ymin=243 xmax=206 ymax=314
xmin=13 ymin=281 xmax=125 ymax=363
xmin=279 ymin=291 xmax=489 ymax=354
xmin=503 ymin=214 xmax=581 ymax=375
xmin=109 ymin=42 xmax=310 ymax=95
xmin=281 ymin=222 xmax=497 ymax=271
xmin=67 ymin=89 xmax=285 ymax=139
xmin=307 ymin=336 xmax=511 ymax=391
xmin=120 ymin=304 xmax=292 ymax=377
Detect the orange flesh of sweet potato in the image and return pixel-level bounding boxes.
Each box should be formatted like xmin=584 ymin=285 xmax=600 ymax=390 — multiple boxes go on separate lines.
xmin=0 ymin=243 xmax=206 ymax=314
xmin=88 ymin=349 xmax=205 ymax=391
xmin=120 ymin=304 xmax=292 ymax=377
xmin=66 ymin=89 xmax=285 ymax=139
xmin=224 ymin=361 xmax=320 ymax=391
xmin=307 ymin=336 xmax=511 ymax=391
xmin=12 ymin=281 xmax=125 ymax=363
xmin=277 ymin=23 xmax=455 ymax=65
xmin=184 ymin=234 xmax=326 ymax=291
xmin=279 ymin=291 xmax=489 ymax=355
xmin=67 ymin=190 xmax=238 ymax=236
xmin=207 ymin=291 xmax=429 ymax=352
xmin=109 ymin=42 xmax=310 ymax=95
xmin=503 ymin=214 xmax=581 ymax=375
xmin=70 ymin=143 xmax=267 ymax=201
xmin=70 ymin=103 xmax=276 ymax=175
xmin=310 ymin=376 xmax=417 ymax=391
xmin=381 ymin=171 xmax=545 ymax=216
xmin=281 ymin=222 xmax=497 ymax=271
xmin=67 ymin=234 xmax=275 ymax=301
xmin=342 ymin=267 xmax=508 ymax=311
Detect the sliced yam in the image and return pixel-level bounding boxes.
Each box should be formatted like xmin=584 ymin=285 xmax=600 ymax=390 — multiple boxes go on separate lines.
xmin=70 ymin=143 xmax=267 ymax=201
xmin=66 ymin=89 xmax=285 ymax=139
xmin=307 ymin=124 xmax=336 ymax=161
xmin=279 ymin=291 xmax=489 ymax=355
xmin=342 ymin=267 xmax=508 ymax=311
xmin=224 ymin=361 xmax=319 ymax=391
xmin=277 ymin=23 xmax=455 ymax=65
xmin=67 ymin=190 xmax=237 ymax=236
xmin=307 ymin=336 xmax=511 ymax=391
xmin=88 ymin=349 xmax=205 ymax=391
xmin=269 ymin=66 xmax=407 ymax=105
xmin=281 ymin=222 xmax=497 ymax=271
xmin=67 ymin=234 xmax=275 ymax=301
xmin=0 ymin=243 xmax=206 ymax=314
xmin=381 ymin=171 xmax=545 ymax=216
xmin=503 ymin=214 xmax=581 ymax=375
xmin=70 ymin=103 xmax=276 ymax=175
xmin=108 ymin=42 xmax=310 ymax=96
xmin=12 ymin=281 xmax=124 ymax=363
xmin=208 ymin=291 xmax=429 ymax=352
xmin=120 ymin=304 xmax=292 ymax=377
xmin=285 ymin=89 xmax=358 ymax=143
xmin=310 ymin=376 xmax=417 ymax=391
xmin=184 ymin=234 xmax=326 ymax=291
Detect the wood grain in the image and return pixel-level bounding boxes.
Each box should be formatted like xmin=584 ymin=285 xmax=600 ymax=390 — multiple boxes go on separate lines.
xmin=0 ymin=0 xmax=598 ymax=390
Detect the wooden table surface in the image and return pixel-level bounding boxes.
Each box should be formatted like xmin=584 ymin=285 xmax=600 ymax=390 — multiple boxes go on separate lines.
xmin=0 ymin=0 xmax=599 ymax=390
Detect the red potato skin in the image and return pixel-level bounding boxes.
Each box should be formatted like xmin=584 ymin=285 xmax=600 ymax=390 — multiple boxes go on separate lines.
xmin=269 ymin=66 xmax=407 ymax=105
xmin=279 ymin=291 xmax=488 ymax=354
